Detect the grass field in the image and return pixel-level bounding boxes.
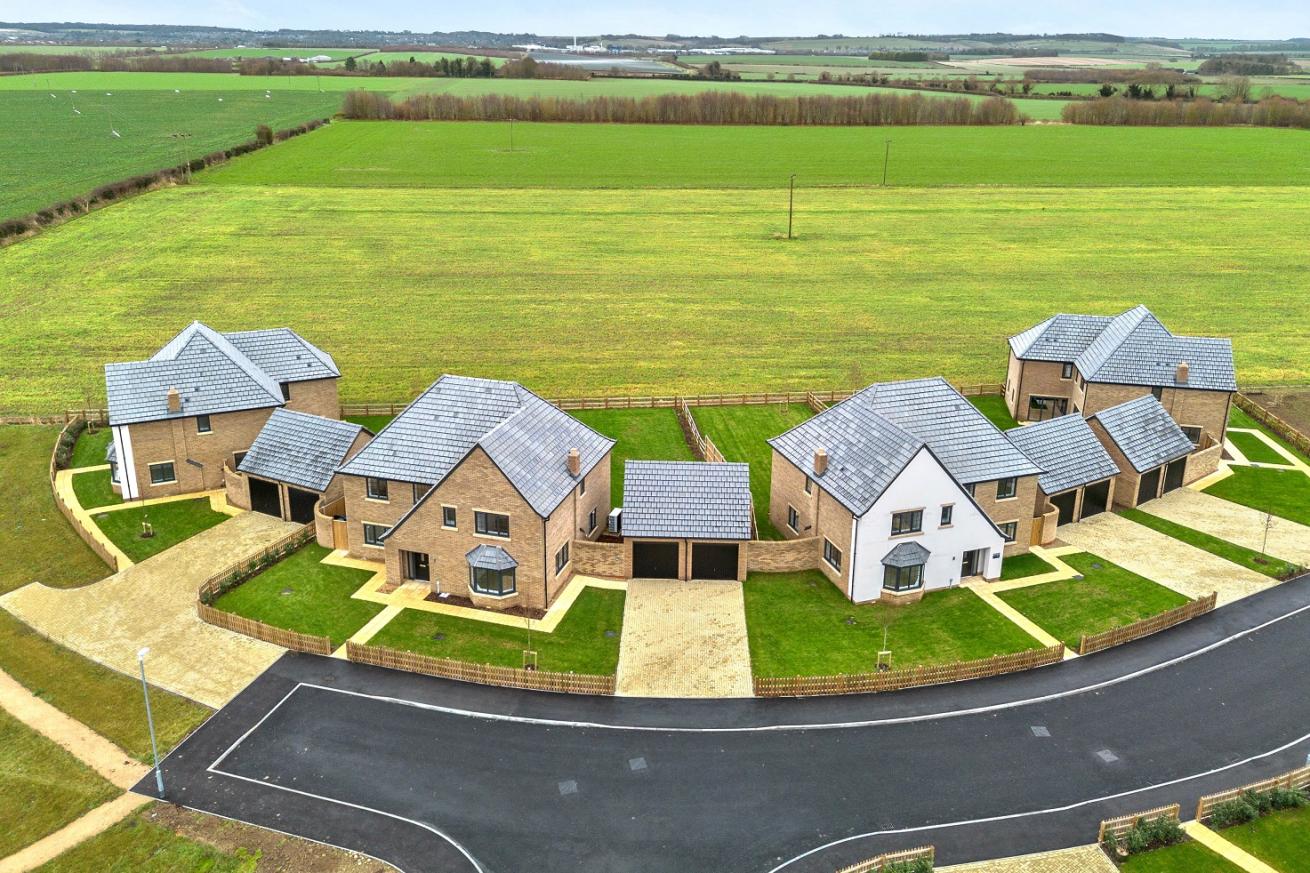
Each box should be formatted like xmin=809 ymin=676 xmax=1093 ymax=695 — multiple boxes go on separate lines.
xmin=744 ymin=571 xmax=1041 ymax=676
xmin=0 ymin=70 xmax=411 ymax=92
xmin=1119 ymin=508 xmax=1298 ymax=578
xmin=568 ymin=408 xmax=695 ymax=504
xmin=1227 ymin=429 xmax=1292 ymax=465
xmin=69 ymin=425 xmax=113 ymax=467
xmin=968 ymin=394 xmax=1020 ymax=430
xmin=999 ymin=552 xmax=1057 ymax=580
xmin=92 ymin=498 xmax=229 ymax=562
xmin=176 ymin=47 xmax=371 ymax=60
xmin=1205 ymin=467 xmax=1310 ymax=527
xmin=1229 ymin=405 xmax=1310 ymax=465
xmin=35 ymin=804 xmax=251 ymax=873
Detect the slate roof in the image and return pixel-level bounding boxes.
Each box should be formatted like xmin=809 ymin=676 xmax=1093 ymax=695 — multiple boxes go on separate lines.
xmin=104 ymin=322 xmax=338 ymax=426
xmin=882 ymin=541 xmax=930 ymax=568
xmin=466 ymin=544 xmax=517 ymax=571
xmin=1089 ymin=395 xmax=1195 ymax=473
xmin=768 ymin=378 xmax=1041 ymax=516
xmin=1010 ymin=305 xmax=1236 ymax=392
xmin=621 ymin=461 xmax=753 ymax=540
xmin=339 ymin=375 xmax=614 ymax=518
xmin=237 ymin=409 xmax=367 ymax=493
xmin=1005 ymin=415 xmax=1120 ymax=495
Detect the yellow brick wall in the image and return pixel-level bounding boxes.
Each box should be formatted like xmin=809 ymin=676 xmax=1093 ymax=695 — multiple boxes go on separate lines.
xmin=968 ymin=475 xmax=1039 ymax=556
xmin=124 ymin=406 xmax=273 ymax=498
xmin=283 ymin=377 xmax=340 ymax=419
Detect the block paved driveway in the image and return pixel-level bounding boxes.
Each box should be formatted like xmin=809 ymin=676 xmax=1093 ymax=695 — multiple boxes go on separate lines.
xmin=0 ymin=511 xmax=300 ymax=707
xmin=1058 ymin=512 xmax=1273 ymax=606
xmin=1143 ymin=488 xmax=1310 ymax=566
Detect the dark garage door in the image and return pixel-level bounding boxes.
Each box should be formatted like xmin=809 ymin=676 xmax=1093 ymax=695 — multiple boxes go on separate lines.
xmin=691 ymin=543 xmax=740 ymax=580
xmin=287 ymin=487 xmax=319 ymax=524
xmin=1050 ymin=491 xmax=1078 ymax=526
xmin=248 ymin=477 xmax=282 ymax=518
xmin=1136 ymin=467 xmax=1162 ymax=505
xmin=1080 ymin=479 xmax=1110 ymax=519
xmin=632 ymin=541 xmax=680 ymax=579
xmin=1163 ymin=458 xmax=1187 ymax=494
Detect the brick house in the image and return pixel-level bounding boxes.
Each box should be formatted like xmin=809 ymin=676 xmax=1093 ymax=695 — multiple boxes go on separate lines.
xmin=1086 ymin=395 xmax=1198 ymax=508
xmin=1005 ymin=414 xmax=1121 ymax=527
xmin=1005 ymin=305 xmax=1236 ymax=447
xmin=766 ymin=378 xmax=1041 ymax=603
xmin=104 ymin=322 xmax=340 ymax=500
xmin=335 ymin=375 xmax=614 ymax=614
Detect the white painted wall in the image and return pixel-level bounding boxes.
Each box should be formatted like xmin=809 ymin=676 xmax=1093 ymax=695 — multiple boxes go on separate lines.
xmin=850 ymin=448 xmax=1003 ymax=603
xmin=111 ymin=424 xmax=139 ymax=500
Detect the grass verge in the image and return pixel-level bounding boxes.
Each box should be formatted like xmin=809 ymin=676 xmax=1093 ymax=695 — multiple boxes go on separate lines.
xmin=996 ymin=552 xmax=1189 ymax=650
xmin=69 ymin=426 xmax=113 ymax=468
xmin=1119 ymin=840 xmax=1243 ymax=872
xmin=34 ymin=803 xmax=253 ymax=873
xmin=1120 ymin=508 xmax=1299 ymax=579
xmin=968 ymin=394 xmax=1020 ymax=430
xmin=213 ymin=543 xmax=382 ymax=647
xmin=91 ymin=498 xmax=229 ymax=563
xmin=568 ymin=408 xmax=695 ymax=506
xmin=368 ymin=587 xmax=625 ymax=674
xmin=1229 ymin=405 xmax=1310 ymax=465
xmin=71 ymin=468 xmax=122 ymax=510
xmin=743 ymin=571 xmax=1039 ymax=677
xmin=689 ymin=403 xmax=814 ymax=539
xmin=1218 ymin=803 xmax=1310 ymax=871
xmin=1205 ymin=466 xmax=1310 ymax=527
xmin=1227 ymin=429 xmax=1291 ymax=465
xmin=1000 ymin=552 xmax=1057 ymax=581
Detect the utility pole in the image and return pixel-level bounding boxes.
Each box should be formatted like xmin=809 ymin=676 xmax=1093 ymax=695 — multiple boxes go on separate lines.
xmin=509 ymin=118 xmax=515 ymax=152
xmin=787 ymin=174 xmax=796 ymax=240
xmin=138 ymin=648 xmax=165 ymax=797
xmin=882 ymin=139 xmax=892 ymax=186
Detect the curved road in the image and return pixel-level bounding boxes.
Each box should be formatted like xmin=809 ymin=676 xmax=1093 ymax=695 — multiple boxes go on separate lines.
xmin=146 ymin=574 xmax=1310 ymax=872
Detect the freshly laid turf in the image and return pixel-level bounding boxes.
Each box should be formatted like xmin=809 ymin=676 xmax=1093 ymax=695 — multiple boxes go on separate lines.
xmin=569 ymin=408 xmax=696 ymax=505
xmin=213 ymin=543 xmax=382 ymax=646
xmin=968 ymin=394 xmax=1020 ymax=430
xmin=1218 ymin=803 xmax=1310 ymax=871
xmin=203 ymin=121 xmax=1310 ymax=189
xmin=689 ymin=403 xmax=814 ymax=539
xmin=1119 ymin=840 xmax=1243 ymax=872
xmin=1120 ymin=507 xmax=1298 ymax=579
xmin=0 ymin=709 xmax=122 ymax=858
xmin=1206 ymin=467 xmax=1310 ymax=527
xmin=1227 ymin=429 xmax=1291 ymax=465
xmin=743 ymin=571 xmax=1040 ymax=677
xmin=999 ymin=552 xmax=1057 ymax=581
xmin=1229 ymin=405 xmax=1310 ymax=465
xmin=35 ymin=804 xmax=253 ymax=873
xmin=71 ymin=468 xmax=121 ymax=509
xmin=369 ymin=587 xmax=626 ymax=674
xmin=996 ymin=552 xmax=1189 ymax=649
xmin=92 ymin=498 xmax=229 ymax=562
xmin=4 ymin=184 xmax=1307 ymax=412
xmin=343 ymin=414 xmax=395 ymax=433
xmin=69 ymin=425 xmax=113 ymax=468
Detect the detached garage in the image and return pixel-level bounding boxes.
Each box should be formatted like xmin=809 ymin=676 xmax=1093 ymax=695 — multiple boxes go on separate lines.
xmin=1006 ymin=414 xmax=1120 ymax=530
xmin=620 ymin=460 xmax=753 ymax=581
xmin=1087 ymin=395 xmax=1196 ymax=510
xmin=228 ymin=409 xmax=371 ymax=524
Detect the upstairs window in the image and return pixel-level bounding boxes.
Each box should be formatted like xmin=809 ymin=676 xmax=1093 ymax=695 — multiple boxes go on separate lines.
xmin=891 ymin=509 xmax=923 ymax=536
xmin=940 ymin=504 xmax=954 ymax=526
xmin=579 ymin=476 xmax=587 ymax=496
xmin=442 ymin=506 xmax=457 ymax=529
xmin=475 ymin=511 xmax=510 ymax=538
xmin=588 ymin=507 xmax=597 ymax=534
xmin=1151 ymin=386 xmax=1164 ymax=401
xmin=804 ymin=477 xmax=813 ymax=495
xmin=366 ymin=477 xmax=388 ymax=501
xmin=996 ymin=478 xmax=1017 ymax=500
xmin=787 ymin=505 xmax=799 ymax=532
xmin=1061 ymin=362 xmax=1074 ymax=380
xmin=1182 ymin=425 xmax=1203 ymax=445
xmin=195 ymin=414 xmax=211 ymax=434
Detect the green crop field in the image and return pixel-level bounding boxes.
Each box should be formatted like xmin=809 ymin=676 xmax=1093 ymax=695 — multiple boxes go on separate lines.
xmin=176 ymin=47 xmax=373 ymax=60
xmin=0 ymin=44 xmax=166 ymax=55
xmin=204 ymin=121 xmax=1310 ymax=189
xmin=0 ymin=89 xmax=344 ymax=219
xmin=0 ymin=71 xmax=415 ymax=92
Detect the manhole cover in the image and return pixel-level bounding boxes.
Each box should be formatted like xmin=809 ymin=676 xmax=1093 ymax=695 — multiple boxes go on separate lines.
xmin=1097 ymin=749 xmax=1119 ymax=763
xmin=629 ymin=757 xmax=648 ymax=772
xmin=843 ymin=616 xmax=857 ymax=626
xmin=558 ymin=780 xmax=578 ymax=796
xmin=431 ymin=632 xmax=446 ymax=641
xmin=1091 ymin=562 xmax=1103 ymax=570
xmin=604 ymin=630 xmax=617 ymax=638
xmin=1031 ymin=726 xmax=1051 ymax=738
xmin=280 ymin=588 xmax=294 ymax=596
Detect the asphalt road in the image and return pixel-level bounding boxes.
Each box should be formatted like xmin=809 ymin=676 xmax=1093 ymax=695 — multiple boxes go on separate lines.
xmin=145 ymin=574 xmax=1310 ymax=873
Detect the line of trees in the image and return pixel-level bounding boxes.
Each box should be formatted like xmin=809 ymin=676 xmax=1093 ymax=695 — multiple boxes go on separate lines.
xmin=0 ymin=52 xmax=233 ymax=74
xmin=1197 ymin=54 xmax=1300 ymax=76
xmin=1061 ymin=95 xmax=1310 ymax=130
xmin=341 ymin=89 xmax=1024 ymax=125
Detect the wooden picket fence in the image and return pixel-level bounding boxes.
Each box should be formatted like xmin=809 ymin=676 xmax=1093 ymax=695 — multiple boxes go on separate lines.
xmin=47 ymin=415 xmax=121 ymax=572
xmin=1077 ymin=593 xmax=1217 ymax=655
xmin=835 ymin=845 xmax=934 ymax=873
xmin=1098 ymin=803 xmax=1180 ymax=843
xmin=346 ymin=641 xmax=616 ymax=695
xmin=754 ymin=644 xmax=1063 ymax=697
xmin=197 ymin=603 xmax=333 ymax=655
xmin=1196 ymin=766 xmax=1310 ymax=822
xmin=1235 ymin=392 xmax=1310 ymax=458
xmin=197 ymin=523 xmax=315 ymax=603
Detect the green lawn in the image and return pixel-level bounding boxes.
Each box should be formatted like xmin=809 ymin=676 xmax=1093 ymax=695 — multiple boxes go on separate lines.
xmin=35 ymin=804 xmax=254 ymax=873
xmin=0 ymin=709 xmax=121 ymax=858
xmin=1206 ymin=467 xmax=1310 ymax=527
xmin=1228 ymin=429 xmax=1291 ymax=465
xmin=343 ymin=414 xmax=395 ymax=432
xmin=689 ymin=403 xmax=814 ymax=539
xmin=369 ymin=587 xmax=625 ymax=674
xmin=1119 ymin=840 xmax=1244 ymax=872
xmin=1120 ymin=508 xmax=1299 ymax=579
xmin=743 ymin=571 xmax=1041 ymax=677
xmin=568 ymin=408 xmax=695 ymax=506
xmin=213 ymin=543 xmax=382 ymax=646
xmin=999 ymin=551 xmax=1057 ymax=581
xmin=72 ymin=468 xmax=122 ymax=509
xmin=1219 ymin=803 xmax=1310 ymax=871
xmin=92 ymin=498 xmax=229 ymax=562
xmin=968 ymin=394 xmax=1020 ymax=430
xmin=1228 ymin=405 xmax=1310 ymax=465
xmin=69 ymin=425 xmax=113 ymax=468
xmin=996 ymin=553 xmax=1190 ymax=650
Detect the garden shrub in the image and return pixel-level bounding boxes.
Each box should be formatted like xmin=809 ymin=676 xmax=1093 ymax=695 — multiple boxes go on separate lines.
xmin=1269 ymin=786 xmax=1308 ymax=809
xmin=1209 ymin=797 xmax=1259 ymax=828
xmin=882 ymin=859 xmax=931 ymax=873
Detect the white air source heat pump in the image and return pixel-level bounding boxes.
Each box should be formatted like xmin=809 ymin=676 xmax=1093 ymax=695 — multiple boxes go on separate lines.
xmin=607 ymin=507 xmax=623 ymax=534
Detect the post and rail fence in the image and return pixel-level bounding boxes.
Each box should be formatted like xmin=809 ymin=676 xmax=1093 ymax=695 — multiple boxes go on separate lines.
xmin=1234 ymin=392 xmax=1310 ymax=458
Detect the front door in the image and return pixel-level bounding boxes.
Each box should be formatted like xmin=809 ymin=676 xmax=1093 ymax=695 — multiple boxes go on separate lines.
xmin=960 ymin=548 xmax=984 ymax=578
xmin=403 ymin=550 xmax=430 ymax=582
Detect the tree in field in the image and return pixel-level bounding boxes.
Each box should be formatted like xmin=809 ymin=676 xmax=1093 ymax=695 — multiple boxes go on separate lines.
xmin=1218 ymin=75 xmax=1252 ymax=103
xmin=1099 ymin=83 xmax=1117 ymax=97
xmin=344 ymin=55 xmax=356 ymax=71
xmin=255 ymin=124 xmax=273 ymax=146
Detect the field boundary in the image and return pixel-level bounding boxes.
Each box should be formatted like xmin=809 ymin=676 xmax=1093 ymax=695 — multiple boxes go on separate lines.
xmin=1077 ymin=592 xmax=1218 ymax=655
xmin=47 ymin=416 xmax=120 ymax=572
xmin=1235 ymin=392 xmax=1310 ymax=458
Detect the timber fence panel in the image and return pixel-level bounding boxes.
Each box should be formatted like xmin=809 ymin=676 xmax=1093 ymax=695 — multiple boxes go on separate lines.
xmin=835 ymin=845 xmax=934 ymax=873
xmin=1236 ymin=392 xmax=1310 ymax=457
xmin=346 ymin=641 xmax=616 ymax=695
xmin=197 ymin=523 xmax=315 ymax=603
xmin=48 ymin=416 xmax=119 ymax=572
xmin=197 ymin=603 xmax=333 ymax=654
xmin=1098 ymin=803 xmax=1180 ymax=843
xmin=1078 ymin=593 xmax=1217 ymax=655
xmin=1196 ymin=765 xmax=1310 ymax=821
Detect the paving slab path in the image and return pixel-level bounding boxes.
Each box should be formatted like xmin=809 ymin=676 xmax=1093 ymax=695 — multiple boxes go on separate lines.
xmin=1058 ymin=512 xmax=1273 ymax=607
xmin=0 ymin=510 xmax=300 ymax=707
xmin=1145 ymin=488 xmax=1310 ymax=566
xmin=615 ymin=578 xmax=753 ymax=698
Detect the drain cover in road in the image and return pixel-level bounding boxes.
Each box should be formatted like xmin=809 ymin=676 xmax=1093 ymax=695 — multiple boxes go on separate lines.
xmin=1030 ymin=726 xmax=1050 ymax=737
xmin=629 ymin=757 xmax=648 ymax=772
xmin=1097 ymin=749 xmax=1119 ymax=763
xmin=558 ymin=780 xmax=578 ymax=796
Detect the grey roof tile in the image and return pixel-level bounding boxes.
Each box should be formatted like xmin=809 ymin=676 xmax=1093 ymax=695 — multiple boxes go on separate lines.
xmin=339 ymin=375 xmax=614 ymax=518
xmin=1090 ymin=395 xmax=1195 ymax=473
xmin=882 ymin=541 xmax=930 ymax=568
xmin=1009 ymin=314 xmax=1114 ymax=362
xmin=224 ymin=328 xmax=340 ymax=383
xmin=621 ymin=461 xmax=752 ymax=540
xmin=1006 ymin=415 xmax=1120 ymax=495
xmin=466 ymin=544 xmax=518 ymax=571
xmin=238 ymin=408 xmax=366 ymax=492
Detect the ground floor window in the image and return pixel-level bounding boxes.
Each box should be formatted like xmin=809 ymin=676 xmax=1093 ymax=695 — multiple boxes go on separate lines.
xmin=1182 ymin=425 xmax=1203 ymax=445
xmin=883 ymin=564 xmax=924 ymax=592
xmin=555 ymin=542 xmax=570 ymax=575
xmin=362 ymin=523 xmax=388 ymax=547
xmin=109 ymin=461 xmax=119 ymax=484
xmin=999 ymin=521 xmax=1018 ymax=543
xmin=588 ymin=508 xmax=597 ymax=534
xmin=471 ymin=566 xmax=516 ymax=596
xmin=823 ymin=538 xmax=842 ymax=572
xmin=148 ymin=461 xmax=176 ymax=485
xmin=787 ymin=505 xmax=799 ymax=532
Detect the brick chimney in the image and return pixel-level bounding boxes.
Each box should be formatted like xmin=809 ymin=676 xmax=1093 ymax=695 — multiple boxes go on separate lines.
xmin=166 ymin=386 xmax=181 ymax=413
xmin=1175 ymin=361 xmax=1189 ymax=384
xmin=813 ymin=448 xmax=828 ymax=476
xmin=567 ymin=447 xmax=581 ymax=477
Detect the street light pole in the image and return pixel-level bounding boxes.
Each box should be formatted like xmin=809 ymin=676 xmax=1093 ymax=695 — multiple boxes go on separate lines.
xmin=787 ymin=174 xmax=796 ymax=240
xmin=138 ymin=647 xmax=165 ymax=797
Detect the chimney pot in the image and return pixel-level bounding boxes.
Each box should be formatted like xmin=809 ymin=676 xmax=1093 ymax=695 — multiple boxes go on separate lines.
xmin=567 ymin=447 xmax=581 ymax=477
xmin=166 ymin=386 xmax=181 ymax=413
xmin=813 ymin=448 xmax=829 ymax=476
xmin=1176 ymin=361 xmax=1189 ymax=384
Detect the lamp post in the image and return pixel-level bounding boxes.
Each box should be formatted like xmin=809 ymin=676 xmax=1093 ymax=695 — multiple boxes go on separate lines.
xmin=138 ymin=647 xmax=165 ymax=797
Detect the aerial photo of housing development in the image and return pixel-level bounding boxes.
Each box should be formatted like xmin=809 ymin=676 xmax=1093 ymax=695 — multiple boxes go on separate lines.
xmin=2 ymin=4 xmax=1310 ymax=872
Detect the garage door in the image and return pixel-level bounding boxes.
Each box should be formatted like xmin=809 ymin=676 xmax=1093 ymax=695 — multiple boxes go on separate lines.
xmin=1050 ymin=491 xmax=1077 ymax=526
xmin=1136 ymin=467 xmax=1163 ymax=505
xmin=691 ymin=543 xmax=739 ymax=580
xmin=1080 ymin=480 xmax=1110 ymax=519
xmin=1163 ymin=458 xmax=1187 ymax=494
xmin=632 ymin=541 xmax=680 ymax=579
xmin=248 ymin=477 xmax=282 ymax=518
xmin=287 ymin=487 xmax=319 ymax=524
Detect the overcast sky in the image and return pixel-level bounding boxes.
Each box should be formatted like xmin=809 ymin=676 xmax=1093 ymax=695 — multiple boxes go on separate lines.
xmin=5 ymin=1 xmax=1308 ymax=40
